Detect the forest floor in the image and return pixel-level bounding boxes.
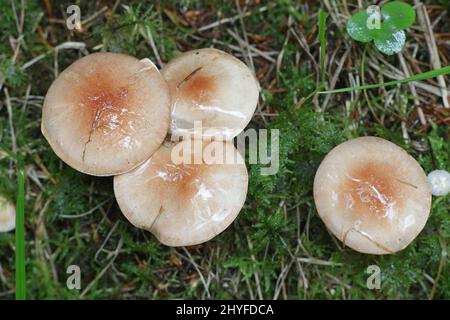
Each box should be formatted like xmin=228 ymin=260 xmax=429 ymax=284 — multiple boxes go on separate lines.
xmin=0 ymin=0 xmax=449 ymax=299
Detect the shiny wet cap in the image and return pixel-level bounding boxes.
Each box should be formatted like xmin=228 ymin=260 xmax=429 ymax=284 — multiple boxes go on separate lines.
xmin=114 ymin=139 xmax=248 ymax=246
xmin=313 ymin=136 xmax=432 ymax=254
xmin=161 ymin=48 xmax=259 ymax=140
xmin=42 ymin=53 xmax=170 ymax=176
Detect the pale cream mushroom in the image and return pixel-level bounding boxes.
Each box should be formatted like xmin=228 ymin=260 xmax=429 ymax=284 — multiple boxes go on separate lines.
xmin=313 ymin=137 xmax=432 ymax=255
xmin=161 ymin=48 xmax=259 ymax=140
xmin=42 ymin=53 xmax=170 ymax=176
xmin=0 ymin=196 xmax=15 ymax=232
xmin=114 ymin=139 xmax=248 ymax=246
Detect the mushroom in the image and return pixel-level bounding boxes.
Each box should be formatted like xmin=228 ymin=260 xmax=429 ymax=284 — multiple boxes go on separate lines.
xmin=313 ymin=136 xmax=432 ymax=255
xmin=0 ymin=196 xmax=15 ymax=232
xmin=161 ymin=48 xmax=259 ymax=140
xmin=428 ymin=169 xmax=450 ymax=196
xmin=41 ymin=53 xmax=170 ymax=176
xmin=114 ymin=139 xmax=248 ymax=246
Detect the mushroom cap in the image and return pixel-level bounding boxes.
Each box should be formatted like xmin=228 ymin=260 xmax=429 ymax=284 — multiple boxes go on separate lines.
xmin=313 ymin=136 xmax=432 ymax=255
xmin=114 ymin=139 xmax=248 ymax=246
xmin=42 ymin=53 xmax=170 ymax=176
xmin=161 ymin=48 xmax=259 ymax=140
xmin=0 ymin=196 xmax=15 ymax=232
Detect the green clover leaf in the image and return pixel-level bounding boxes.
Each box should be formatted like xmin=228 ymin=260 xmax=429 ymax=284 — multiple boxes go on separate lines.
xmin=382 ymin=1 xmax=416 ymax=30
xmin=346 ymin=11 xmax=376 ymax=42
xmin=346 ymin=1 xmax=416 ymax=55
xmin=374 ymin=23 xmax=406 ymax=55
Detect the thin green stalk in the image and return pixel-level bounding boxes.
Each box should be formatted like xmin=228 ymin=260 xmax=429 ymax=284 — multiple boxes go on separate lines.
xmin=319 ymin=65 xmax=450 ymax=94
xmin=294 ymin=83 xmax=326 ymax=110
xmin=15 ymin=167 xmax=25 ymax=300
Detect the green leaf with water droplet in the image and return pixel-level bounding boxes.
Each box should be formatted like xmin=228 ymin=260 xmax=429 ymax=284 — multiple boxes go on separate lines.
xmin=374 ymin=23 xmax=406 ymax=55
xmin=346 ymin=11 xmax=377 ymax=43
xmin=381 ymin=1 xmax=416 ymax=30
xmin=346 ymin=1 xmax=416 ymax=55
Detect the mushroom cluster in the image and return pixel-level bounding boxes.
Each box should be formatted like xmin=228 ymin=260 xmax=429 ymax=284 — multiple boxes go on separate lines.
xmin=42 ymin=49 xmax=258 ymax=246
xmin=42 ymin=52 xmax=436 ymax=255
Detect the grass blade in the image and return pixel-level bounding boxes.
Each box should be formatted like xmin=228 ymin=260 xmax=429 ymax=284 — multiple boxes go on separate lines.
xmin=15 ymin=167 xmax=26 ymax=300
xmin=319 ymin=65 xmax=450 ymax=94
xmin=318 ymin=9 xmax=327 ymax=84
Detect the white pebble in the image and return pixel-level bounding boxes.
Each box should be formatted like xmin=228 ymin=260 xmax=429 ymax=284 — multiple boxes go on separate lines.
xmin=0 ymin=197 xmax=15 ymax=232
xmin=428 ymin=170 xmax=450 ymax=196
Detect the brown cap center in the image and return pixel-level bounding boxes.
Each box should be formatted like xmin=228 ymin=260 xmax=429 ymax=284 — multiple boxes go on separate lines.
xmin=154 ymin=149 xmax=208 ymax=202
xmin=177 ymin=71 xmax=216 ymax=106
xmin=340 ymin=161 xmax=403 ymax=219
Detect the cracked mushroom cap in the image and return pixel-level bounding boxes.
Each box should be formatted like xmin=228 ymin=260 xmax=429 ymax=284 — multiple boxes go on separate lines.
xmin=313 ymin=137 xmax=432 ymax=255
xmin=161 ymin=48 xmax=259 ymax=140
xmin=114 ymin=139 xmax=248 ymax=246
xmin=42 ymin=53 xmax=170 ymax=176
xmin=0 ymin=196 xmax=15 ymax=232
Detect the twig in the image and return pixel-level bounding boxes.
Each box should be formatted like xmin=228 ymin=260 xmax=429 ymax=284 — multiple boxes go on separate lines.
xmin=297 ymin=257 xmax=343 ymax=266
xmin=321 ymin=47 xmax=350 ymax=111
xmin=197 ymin=5 xmax=272 ymax=32
xmin=398 ymin=52 xmax=426 ymax=125
xmin=4 ymin=88 xmax=17 ymax=154
xmin=81 ymin=6 xmax=108 ymax=29
xmin=35 ymin=200 xmax=58 ymax=283
xmin=429 ymin=237 xmax=447 ymax=300
xmin=415 ymin=0 xmax=449 ymax=108
xmin=367 ymin=60 xmax=447 ymax=97
xmin=22 ymin=42 xmax=87 ymax=69
xmin=95 ymin=221 xmax=119 ymax=262
xmin=290 ymin=28 xmax=319 ymax=76
xmin=141 ymin=25 xmax=163 ymax=68
xmin=246 ymin=236 xmax=263 ymax=300
xmin=180 ymin=247 xmax=211 ymax=298
xmin=276 ymin=15 xmax=292 ymax=80
xmin=80 ymin=237 xmax=123 ymax=298
xmin=226 ymin=30 xmax=276 ymax=64
xmin=59 ymin=199 xmax=111 ymax=219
